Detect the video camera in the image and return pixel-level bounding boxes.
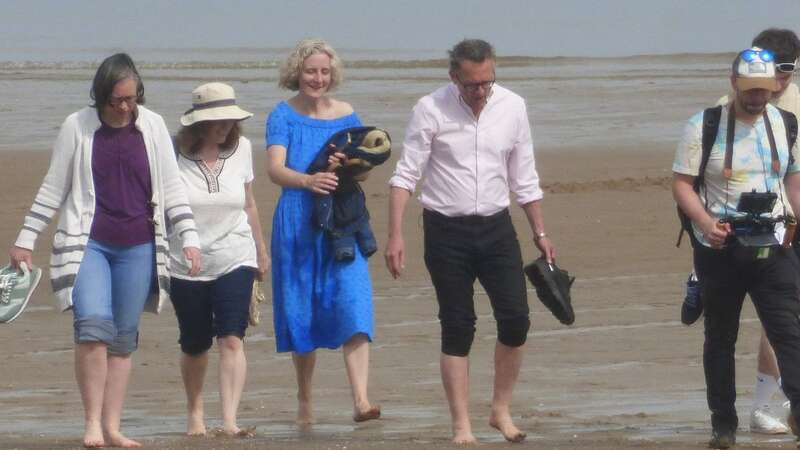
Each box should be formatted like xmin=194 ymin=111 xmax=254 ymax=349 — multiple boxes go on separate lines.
xmin=720 ymin=191 xmax=781 ymax=247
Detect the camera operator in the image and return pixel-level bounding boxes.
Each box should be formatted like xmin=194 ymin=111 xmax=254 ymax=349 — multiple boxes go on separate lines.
xmin=673 ymin=47 xmax=800 ymax=449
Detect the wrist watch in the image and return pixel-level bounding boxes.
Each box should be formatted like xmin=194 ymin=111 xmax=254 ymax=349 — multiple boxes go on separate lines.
xmin=534 ymin=231 xmax=547 ymax=242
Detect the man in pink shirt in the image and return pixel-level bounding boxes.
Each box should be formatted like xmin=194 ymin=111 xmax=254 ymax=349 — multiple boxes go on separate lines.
xmin=385 ymin=39 xmax=556 ymax=444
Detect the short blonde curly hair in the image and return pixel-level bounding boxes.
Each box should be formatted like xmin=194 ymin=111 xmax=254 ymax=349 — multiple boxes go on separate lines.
xmin=278 ymin=39 xmax=343 ymax=92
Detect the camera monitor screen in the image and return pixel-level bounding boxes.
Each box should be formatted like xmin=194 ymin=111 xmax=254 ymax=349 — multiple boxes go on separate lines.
xmin=736 ymin=191 xmax=776 ymax=215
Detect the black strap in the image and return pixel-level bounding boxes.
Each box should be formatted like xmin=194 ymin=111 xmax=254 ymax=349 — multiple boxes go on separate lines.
xmin=762 ymin=110 xmax=782 ymax=175
xmin=677 ymin=106 xmax=722 ymax=247
xmin=778 ymin=107 xmax=798 ymax=166
xmin=724 ymin=105 xmax=735 ymax=179
xmin=724 ymin=107 xmax=785 ymax=177
xmin=183 ymin=99 xmax=237 ymax=115
xmin=171 ymin=136 xmax=181 ymax=160
xmin=695 ymin=105 xmax=723 ymax=192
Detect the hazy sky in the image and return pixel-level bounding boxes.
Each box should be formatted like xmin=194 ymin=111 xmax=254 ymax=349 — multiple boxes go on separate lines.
xmin=3 ymin=0 xmax=800 ymax=57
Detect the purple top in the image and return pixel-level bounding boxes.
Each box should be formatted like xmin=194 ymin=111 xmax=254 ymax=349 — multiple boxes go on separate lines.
xmin=90 ymin=120 xmax=154 ymax=246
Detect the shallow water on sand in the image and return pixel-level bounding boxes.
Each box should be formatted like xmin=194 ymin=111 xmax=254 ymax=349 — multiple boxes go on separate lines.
xmin=0 ymin=278 xmax=790 ymax=448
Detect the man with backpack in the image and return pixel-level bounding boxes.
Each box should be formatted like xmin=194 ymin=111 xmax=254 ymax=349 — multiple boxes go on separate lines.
xmin=680 ymin=28 xmax=800 ymax=435
xmin=673 ymin=47 xmax=800 ymax=448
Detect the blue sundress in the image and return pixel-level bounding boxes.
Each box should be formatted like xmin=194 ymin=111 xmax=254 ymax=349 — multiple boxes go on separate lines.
xmin=266 ymin=101 xmax=374 ymax=353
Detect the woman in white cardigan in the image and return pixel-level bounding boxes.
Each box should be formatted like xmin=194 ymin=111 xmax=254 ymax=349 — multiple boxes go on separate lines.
xmin=8 ymin=53 xmax=201 ymax=448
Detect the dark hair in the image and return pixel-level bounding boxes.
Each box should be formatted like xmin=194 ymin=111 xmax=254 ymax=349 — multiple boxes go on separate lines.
xmin=752 ymin=28 xmax=800 ymax=63
xmin=176 ymin=121 xmax=241 ymax=155
xmin=448 ymin=39 xmax=496 ymax=73
xmin=90 ymin=53 xmax=145 ymax=108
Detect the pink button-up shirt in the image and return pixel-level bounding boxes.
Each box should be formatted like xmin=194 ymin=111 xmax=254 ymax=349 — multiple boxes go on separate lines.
xmin=389 ymin=83 xmax=543 ymax=217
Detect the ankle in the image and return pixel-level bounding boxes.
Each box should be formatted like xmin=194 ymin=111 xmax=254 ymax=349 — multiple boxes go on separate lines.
xmin=452 ymin=417 xmax=472 ymax=433
xmin=490 ymin=406 xmax=511 ymax=418
xmin=223 ymin=418 xmax=239 ymax=432
xmin=85 ymin=418 xmax=102 ymax=429
xmin=354 ymin=399 xmax=371 ymax=411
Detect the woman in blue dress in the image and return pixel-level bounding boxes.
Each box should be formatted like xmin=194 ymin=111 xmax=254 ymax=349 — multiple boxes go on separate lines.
xmin=265 ymin=39 xmax=380 ymax=425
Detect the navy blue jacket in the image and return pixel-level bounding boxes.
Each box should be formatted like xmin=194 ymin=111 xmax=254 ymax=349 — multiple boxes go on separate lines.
xmin=307 ymin=127 xmax=391 ymax=261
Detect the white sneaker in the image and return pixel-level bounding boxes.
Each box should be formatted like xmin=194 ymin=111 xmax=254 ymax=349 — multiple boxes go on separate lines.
xmin=750 ymin=407 xmax=789 ymax=434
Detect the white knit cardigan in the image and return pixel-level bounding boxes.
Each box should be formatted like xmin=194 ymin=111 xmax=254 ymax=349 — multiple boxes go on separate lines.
xmin=14 ymin=106 xmax=200 ymax=313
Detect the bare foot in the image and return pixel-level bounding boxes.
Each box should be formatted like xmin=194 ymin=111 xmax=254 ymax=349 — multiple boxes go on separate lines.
xmin=353 ymin=405 xmax=381 ymax=422
xmin=296 ymin=399 xmax=315 ymax=426
xmin=489 ymin=412 xmax=526 ymax=443
xmin=104 ymin=431 xmax=142 ymax=448
xmin=223 ymin=425 xmax=241 ymax=436
xmin=83 ymin=437 xmax=105 ymax=448
xmin=83 ymin=421 xmax=105 ymax=448
xmin=229 ymin=426 xmax=256 ymax=438
xmin=451 ymin=420 xmax=477 ymax=445
xmin=208 ymin=426 xmax=256 ymax=438
xmin=187 ymin=412 xmax=206 ymax=437
xmin=452 ymin=429 xmax=477 ymax=445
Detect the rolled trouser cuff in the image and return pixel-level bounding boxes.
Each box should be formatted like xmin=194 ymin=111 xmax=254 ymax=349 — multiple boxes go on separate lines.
xmin=74 ymin=317 xmax=116 ymax=346
xmin=180 ymin=335 xmax=213 ymax=356
xmin=441 ymin=324 xmax=476 ymax=357
xmin=497 ymin=316 xmax=531 ymax=347
xmin=109 ymin=330 xmax=139 ymax=355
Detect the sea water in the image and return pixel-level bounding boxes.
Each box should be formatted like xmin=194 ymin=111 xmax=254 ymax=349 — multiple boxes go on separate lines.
xmin=0 ymin=47 xmax=733 ymax=152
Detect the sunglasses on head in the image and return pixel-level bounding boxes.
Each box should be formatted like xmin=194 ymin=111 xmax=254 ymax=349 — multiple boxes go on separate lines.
xmin=741 ymin=48 xmax=775 ymax=63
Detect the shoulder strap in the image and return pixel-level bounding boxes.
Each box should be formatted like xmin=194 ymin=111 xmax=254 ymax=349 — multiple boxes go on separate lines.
xmin=762 ymin=110 xmax=782 ymax=175
xmin=724 ymin=106 xmax=735 ymax=179
xmin=696 ymin=105 xmax=723 ymax=192
xmin=778 ymin=107 xmax=798 ymax=165
xmin=676 ymin=106 xmax=722 ymax=248
xmin=171 ymin=136 xmax=181 ymax=160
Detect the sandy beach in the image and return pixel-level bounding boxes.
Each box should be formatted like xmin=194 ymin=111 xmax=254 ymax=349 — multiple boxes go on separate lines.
xmin=0 ymin=139 xmax=796 ymax=450
xmin=4 ymin=0 xmax=800 ymax=446
xmin=0 ymin=43 xmax=797 ymax=449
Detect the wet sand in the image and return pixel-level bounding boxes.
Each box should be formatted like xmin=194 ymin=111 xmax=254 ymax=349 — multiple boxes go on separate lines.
xmin=0 ymin=144 xmax=796 ymax=450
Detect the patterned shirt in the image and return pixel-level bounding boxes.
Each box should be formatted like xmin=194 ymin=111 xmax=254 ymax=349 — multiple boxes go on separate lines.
xmin=673 ymin=103 xmax=800 ymax=247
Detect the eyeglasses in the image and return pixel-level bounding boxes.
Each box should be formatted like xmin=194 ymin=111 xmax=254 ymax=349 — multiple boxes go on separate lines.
xmin=776 ymin=59 xmax=799 ymax=73
xmin=741 ymin=48 xmax=775 ymax=63
xmin=108 ymin=95 xmax=138 ymax=107
xmin=455 ymin=75 xmax=495 ymax=93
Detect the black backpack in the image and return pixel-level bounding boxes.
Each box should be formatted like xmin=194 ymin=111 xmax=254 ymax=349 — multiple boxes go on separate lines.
xmin=676 ymin=105 xmax=798 ymax=247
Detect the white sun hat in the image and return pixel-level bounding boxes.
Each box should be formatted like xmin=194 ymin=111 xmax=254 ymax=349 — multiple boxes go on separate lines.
xmin=180 ymin=82 xmax=253 ymax=126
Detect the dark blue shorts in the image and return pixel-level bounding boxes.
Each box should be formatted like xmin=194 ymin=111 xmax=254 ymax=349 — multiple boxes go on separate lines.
xmin=170 ymin=266 xmax=255 ymax=355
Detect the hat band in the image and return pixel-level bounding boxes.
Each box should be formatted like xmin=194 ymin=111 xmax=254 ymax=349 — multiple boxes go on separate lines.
xmin=184 ymin=98 xmax=237 ymax=115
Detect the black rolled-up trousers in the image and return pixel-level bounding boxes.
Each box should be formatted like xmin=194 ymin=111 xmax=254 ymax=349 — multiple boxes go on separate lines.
xmin=423 ymin=208 xmax=530 ymax=357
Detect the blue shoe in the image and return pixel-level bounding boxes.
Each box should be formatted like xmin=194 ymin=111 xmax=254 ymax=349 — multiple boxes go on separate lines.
xmin=681 ymin=273 xmax=703 ymax=325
